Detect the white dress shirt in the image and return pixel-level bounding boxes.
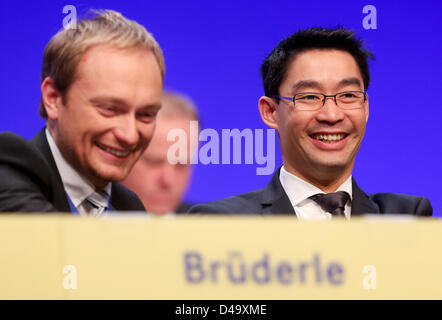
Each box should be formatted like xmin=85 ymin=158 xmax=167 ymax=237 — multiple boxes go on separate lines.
xmin=279 ymin=166 xmax=352 ymax=220
xmin=45 ymin=129 xmax=111 ymax=216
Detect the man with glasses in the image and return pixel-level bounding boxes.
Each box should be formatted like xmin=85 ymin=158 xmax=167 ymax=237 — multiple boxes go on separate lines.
xmin=189 ymin=27 xmax=432 ymax=219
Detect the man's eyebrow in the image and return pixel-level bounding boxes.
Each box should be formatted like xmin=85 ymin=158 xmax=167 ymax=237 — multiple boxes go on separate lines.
xmin=291 ymin=78 xmax=363 ymax=93
xmin=89 ymin=96 xmax=162 ymax=110
xmin=292 ymin=80 xmax=322 ymax=92
xmin=142 ymin=155 xmax=165 ymax=163
xmin=337 ymin=77 xmax=363 ymax=89
xmin=140 ymin=103 xmax=162 ymax=111
xmin=90 ymin=96 xmax=127 ymax=106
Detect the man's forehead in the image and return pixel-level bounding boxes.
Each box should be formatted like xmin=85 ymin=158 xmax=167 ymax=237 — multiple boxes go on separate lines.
xmin=283 ymin=49 xmax=363 ymax=90
xmin=291 ymin=48 xmax=357 ymax=63
xmin=156 ymin=116 xmax=194 ymax=131
xmin=78 ymin=44 xmax=151 ymax=64
xmin=74 ymin=45 xmax=158 ymax=83
xmin=291 ymin=77 xmax=363 ymax=91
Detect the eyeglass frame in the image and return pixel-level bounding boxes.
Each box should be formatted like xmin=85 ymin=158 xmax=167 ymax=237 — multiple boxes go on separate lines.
xmin=272 ymin=90 xmax=368 ymax=110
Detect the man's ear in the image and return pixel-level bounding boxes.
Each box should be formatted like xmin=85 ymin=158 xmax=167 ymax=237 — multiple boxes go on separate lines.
xmin=41 ymin=77 xmax=64 ymax=120
xmin=364 ymin=93 xmax=369 ymax=122
xmin=258 ymin=96 xmax=279 ymax=130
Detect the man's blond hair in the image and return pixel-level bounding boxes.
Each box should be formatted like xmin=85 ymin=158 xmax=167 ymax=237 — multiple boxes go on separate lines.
xmin=39 ymin=9 xmax=165 ymax=119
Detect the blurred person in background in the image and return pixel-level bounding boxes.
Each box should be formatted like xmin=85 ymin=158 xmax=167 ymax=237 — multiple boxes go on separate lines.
xmin=124 ymin=92 xmax=199 ymax=214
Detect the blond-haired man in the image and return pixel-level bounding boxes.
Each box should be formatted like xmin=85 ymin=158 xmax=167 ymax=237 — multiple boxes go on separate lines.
xmin=0 ymin=10 xmax=164 ymax=214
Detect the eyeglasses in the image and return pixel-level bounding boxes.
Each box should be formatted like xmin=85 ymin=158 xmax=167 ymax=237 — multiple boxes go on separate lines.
xmin=273 ymin=91 xmax=367 ymax=111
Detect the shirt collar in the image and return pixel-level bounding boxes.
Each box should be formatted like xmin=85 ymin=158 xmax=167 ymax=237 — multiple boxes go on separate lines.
xmin=45 ymin=128 xmax=111 ymax=208
xmin=279 ymin=165 xmax=352 ymax=206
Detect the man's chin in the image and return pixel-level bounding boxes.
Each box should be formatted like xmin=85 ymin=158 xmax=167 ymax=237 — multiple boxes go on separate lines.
xmin=91 ymin=167 xmax=131 ymax=185
xmin=147 ymin=198 xmax=179 ymax=214
xmin=310 ymin=158 xmax=350 ymax=173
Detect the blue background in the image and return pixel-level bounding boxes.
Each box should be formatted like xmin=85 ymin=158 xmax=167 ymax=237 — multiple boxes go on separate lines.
xmin=0 ymin=0 xmax=440 ymax=216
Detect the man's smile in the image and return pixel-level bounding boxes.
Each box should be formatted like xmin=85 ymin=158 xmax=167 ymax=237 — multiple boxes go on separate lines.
xmin=95 ymin=142 xmax=132 ymax=158
xmin=308 ymin=132 xmax=350 ymax=150
xmin=309 ymin=132 xmax=349 ymax=143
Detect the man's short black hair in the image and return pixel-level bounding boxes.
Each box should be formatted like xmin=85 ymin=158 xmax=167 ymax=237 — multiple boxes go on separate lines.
xmin=260 ymin=27 xmax=374 ymax=99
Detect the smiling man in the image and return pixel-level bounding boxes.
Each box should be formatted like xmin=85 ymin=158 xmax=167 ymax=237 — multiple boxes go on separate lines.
xmin=189 ymin=27 xmax=432 ymax=218
xmin=0 ymin=10 xmax=164 ymax=214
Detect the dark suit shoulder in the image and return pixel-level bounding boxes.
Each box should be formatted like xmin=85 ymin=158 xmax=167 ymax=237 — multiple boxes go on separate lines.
xmin=369 ymin=192 xmax=433 ymax=216
xmin=0 ymin=132 xmax=49 ymax=167
xmin=0 ymin=131 xmax=60 ymax=212
xmin=176 ymin=202 xmax=193 ymax=214
xmin=111 ymin=183 xmax=146 ymax=212
xmin=188 ymin=188 xmax=265 ymax=214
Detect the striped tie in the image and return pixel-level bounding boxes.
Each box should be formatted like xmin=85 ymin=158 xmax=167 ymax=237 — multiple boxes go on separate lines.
xmin=84 ymin=189 xmax=109 ymax=216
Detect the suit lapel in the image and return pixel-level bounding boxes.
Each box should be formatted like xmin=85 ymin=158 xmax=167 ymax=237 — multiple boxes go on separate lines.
xmin=110 ymin=184 xmax=124 ymax=211
xmin=30 ymin=128 xmax=71 ymax=212
xmin=260 ymin=168 xmax=296 ymax=215
xmin=110 ymin=183 xmax=145 ymax=212
xmin=351 ymin=178 xmax=379 ymax=215
xmin=260 ymin=168 xmax=379 ymax=216
xmin=31 ymin=129 xmax=59 ymax=171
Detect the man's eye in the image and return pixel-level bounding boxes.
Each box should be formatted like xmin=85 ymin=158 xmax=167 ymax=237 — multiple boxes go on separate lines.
xmin=98 ymin=105 xmax=116 ymax=114
xmin=139 ymin=112 xmax=155 ymax=122
xmin=296 ymin=94 xmax=321 ymax=101
xmin=338 ymin=92 xmax=363 ymax=103
xmin=145 ymin=158 xmax=163 ymax=166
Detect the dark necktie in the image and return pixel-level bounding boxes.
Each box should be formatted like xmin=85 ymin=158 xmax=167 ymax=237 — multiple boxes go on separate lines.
xmin=309 ymin=191 xmax=350 ymax=217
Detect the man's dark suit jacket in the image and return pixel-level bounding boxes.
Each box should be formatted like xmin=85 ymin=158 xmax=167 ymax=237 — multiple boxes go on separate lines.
xmin=188 ymin=167 xmax=433 ymax=216
xmin=0 ymin=129 xmax=145 ymax=213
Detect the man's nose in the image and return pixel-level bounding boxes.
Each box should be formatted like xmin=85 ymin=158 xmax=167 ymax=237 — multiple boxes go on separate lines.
xmin=159 ymin=164 xmax=175 ymax=188
xmin=315 ymin=96 xmax=345 ymax=123
xmin=113 ymin=115 xmax=140 ymax=146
